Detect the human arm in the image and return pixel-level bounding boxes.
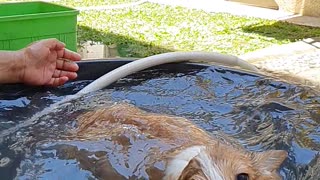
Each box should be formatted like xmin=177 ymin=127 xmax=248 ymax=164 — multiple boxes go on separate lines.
xmin=0 ymin=38 xmax=81 ymax=87
xmin=0 ymin=50 xmax=24 ymax=84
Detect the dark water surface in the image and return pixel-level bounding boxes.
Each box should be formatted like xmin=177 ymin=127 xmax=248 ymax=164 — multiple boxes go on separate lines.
xmin=0 ymin=63 xmax=319 ymax=180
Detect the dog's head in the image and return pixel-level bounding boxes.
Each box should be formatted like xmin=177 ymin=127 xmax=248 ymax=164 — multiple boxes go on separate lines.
xmin=165 ymin=145 xmax=287 ymax=180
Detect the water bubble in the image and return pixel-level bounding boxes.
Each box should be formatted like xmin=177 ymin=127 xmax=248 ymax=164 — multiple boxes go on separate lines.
xmin=0 ymin=157 xmax=11 ymax=167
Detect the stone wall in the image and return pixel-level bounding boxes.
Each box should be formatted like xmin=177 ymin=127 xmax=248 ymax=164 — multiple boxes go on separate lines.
xmin=302 ymin=0 xmax=320 ymax=17
xmin=227 ymin=0 xmax=278 ymax=9
xmin=228 ymin=0 xmax=320 ymax=17
xmin=275 ymin=0 xmax=302 ymax=14
xmin=275 ymin=0 xmax=320 ymax=17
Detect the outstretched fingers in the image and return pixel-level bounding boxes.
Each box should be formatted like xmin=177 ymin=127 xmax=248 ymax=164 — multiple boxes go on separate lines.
xmin=56 ymin=59 xmax=79 ymax=72
xmin=62 ymin=48 xmax=81 ymax=61
xmin=56 ymin=48 xmax=81 ymax=62
xmin=52 ymin=57 xmax=79 ymax=86
xmin=44 ymin=38 xmax=81 ymax=61
xmin=53 ymin=69 xmax=77 ymax=80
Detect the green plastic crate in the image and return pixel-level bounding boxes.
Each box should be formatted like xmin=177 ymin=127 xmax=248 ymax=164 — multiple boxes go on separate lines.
xmin=0 ymin=1 xmax=79 ymax=51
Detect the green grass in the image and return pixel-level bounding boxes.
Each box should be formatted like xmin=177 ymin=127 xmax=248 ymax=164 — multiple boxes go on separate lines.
xmin=74 ymin=2 xmax=320 ymax=57
xmin=1 ymin=0 xmax=320 ymax=57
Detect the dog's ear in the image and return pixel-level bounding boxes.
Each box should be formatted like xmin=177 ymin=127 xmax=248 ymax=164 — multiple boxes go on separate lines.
xmin=252 ymin=150 xmax=287 ymax=173
xmin=178 ymin=158 xmax=207 ymax=180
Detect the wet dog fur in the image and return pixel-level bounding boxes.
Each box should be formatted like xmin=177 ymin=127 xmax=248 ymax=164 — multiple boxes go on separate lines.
xmin=74 ymin=103 xmax=287 ymax=180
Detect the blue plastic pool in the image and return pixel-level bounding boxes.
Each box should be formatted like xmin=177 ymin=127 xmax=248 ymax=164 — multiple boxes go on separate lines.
xmin=0 ymin=60 xmax=319 ymax=179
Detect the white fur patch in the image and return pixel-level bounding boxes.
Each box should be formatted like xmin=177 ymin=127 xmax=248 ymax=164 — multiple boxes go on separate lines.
xmin=164 ymin=146 xmax=204 ymax=179
xmin=164 ymin=146 xmax=224 ymax=180
xmin=195 ymin=149 xmax=224 ymax=180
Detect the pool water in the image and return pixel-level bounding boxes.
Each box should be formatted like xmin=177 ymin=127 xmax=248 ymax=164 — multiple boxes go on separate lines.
xmin=0 ymin=63 xmax=319 ymax=180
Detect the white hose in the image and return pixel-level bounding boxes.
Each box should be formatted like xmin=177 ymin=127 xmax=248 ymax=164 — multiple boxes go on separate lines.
xmin=77 ymin=51 xmax=259 ymax=95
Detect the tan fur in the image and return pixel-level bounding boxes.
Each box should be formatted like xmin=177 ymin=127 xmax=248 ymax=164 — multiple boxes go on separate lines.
xmin=73 ymin=103 xmax=287 ymax=180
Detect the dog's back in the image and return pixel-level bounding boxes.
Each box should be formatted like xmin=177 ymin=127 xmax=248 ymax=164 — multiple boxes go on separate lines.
xmin=73 ymin=103 xmax=287 ymax=180
xmin=76 ymin=103 xmax=214 ymax=146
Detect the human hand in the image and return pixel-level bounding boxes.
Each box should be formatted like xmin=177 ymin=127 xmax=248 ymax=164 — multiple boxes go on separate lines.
xmin=18 ymin=38 xmax=81 ymax=87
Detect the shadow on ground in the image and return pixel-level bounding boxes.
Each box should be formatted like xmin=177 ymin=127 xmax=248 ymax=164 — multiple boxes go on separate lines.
xmin=77 ymin=25 xmax=173 ymax=58
xmin=242 ymin=21 xmax=320 ymax=42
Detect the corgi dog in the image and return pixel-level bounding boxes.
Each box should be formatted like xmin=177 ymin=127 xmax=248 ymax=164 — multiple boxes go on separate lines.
xmin=73 ymin=103 xmax=287 ymax=180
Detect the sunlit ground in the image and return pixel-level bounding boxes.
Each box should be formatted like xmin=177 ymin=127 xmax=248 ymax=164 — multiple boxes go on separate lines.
xmin=1 ymin=0 xmax=320 ymax=57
